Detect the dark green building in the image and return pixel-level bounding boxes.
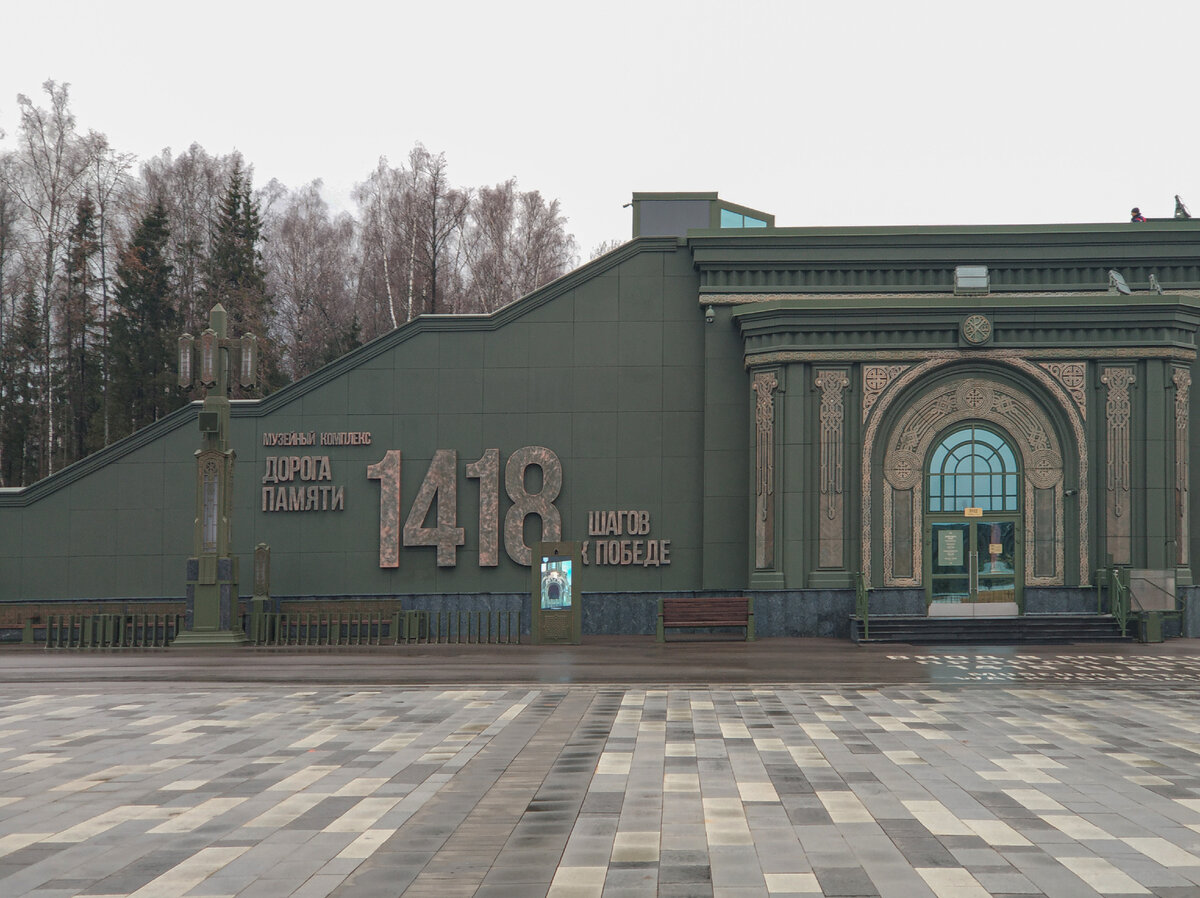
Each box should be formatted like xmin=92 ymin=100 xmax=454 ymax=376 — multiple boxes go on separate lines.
xmin=4 ymin=193 xmax=1199 ymax=637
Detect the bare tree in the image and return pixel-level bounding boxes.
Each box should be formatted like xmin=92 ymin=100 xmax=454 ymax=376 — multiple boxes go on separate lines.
xmin=589 ymin=238 xmax=625 ymax=260
xmin=0 ymin=81 xmax=95 ymax=477
xmin=461 ymin=179 xmax=577 ymax=313
xmin=87 ymin=134 xmax=134 ymax=443
xmin=141 ymin=143 xmax=233 ymax=332
xmin=264 ymin=180 xmax=359 ymax=377
xmin=409 ymin=145 xmax=469 ymax=315
xmin=354 ymin=157 xmax=414 ymax=332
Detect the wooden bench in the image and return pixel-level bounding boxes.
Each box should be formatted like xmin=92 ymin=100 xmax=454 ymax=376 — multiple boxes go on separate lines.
xmin=656 ymin=597 xmax=755 ymax=642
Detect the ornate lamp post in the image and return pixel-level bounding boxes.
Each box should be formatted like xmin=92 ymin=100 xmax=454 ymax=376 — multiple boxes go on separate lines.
xmin=175 ymin=303 xmax=257 ymax=646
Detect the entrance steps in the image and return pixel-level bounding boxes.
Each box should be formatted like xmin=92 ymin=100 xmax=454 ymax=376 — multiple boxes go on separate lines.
xmin=851 ymin=613 xmax=1132 ymax=645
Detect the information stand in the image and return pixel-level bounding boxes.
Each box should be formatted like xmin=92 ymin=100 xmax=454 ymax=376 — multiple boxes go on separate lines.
xmin=531 ymin=541 xmax=581 ymax=644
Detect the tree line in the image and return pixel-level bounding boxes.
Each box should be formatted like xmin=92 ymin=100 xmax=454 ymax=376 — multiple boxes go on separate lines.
xmin=0 ymin=81 xmax=582 ymax=487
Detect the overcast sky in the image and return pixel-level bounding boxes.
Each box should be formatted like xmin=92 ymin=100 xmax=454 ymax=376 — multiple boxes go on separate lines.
xmin=2 ymin=1 xmax=1196 ymax=257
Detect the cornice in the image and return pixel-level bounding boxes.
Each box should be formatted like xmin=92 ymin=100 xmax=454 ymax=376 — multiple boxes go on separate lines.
xmin=744 ymin=347 xmax=1197 ymax=369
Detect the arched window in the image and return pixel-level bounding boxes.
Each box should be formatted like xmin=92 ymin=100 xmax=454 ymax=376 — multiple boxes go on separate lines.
xmin=927 ymin=425 xmax=1019 ymax=512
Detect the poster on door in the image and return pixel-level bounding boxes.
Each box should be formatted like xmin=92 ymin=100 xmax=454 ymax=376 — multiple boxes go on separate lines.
xmin=939 ymin=529 xmax=964 ymax=566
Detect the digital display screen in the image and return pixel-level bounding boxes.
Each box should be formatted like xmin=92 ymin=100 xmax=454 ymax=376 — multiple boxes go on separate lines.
xmin=540 ymin=556 xmax=572 ymax=610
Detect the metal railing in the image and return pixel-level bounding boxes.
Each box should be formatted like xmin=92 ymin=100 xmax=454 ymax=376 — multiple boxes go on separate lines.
xmin=1097 ymin=566 xmax=1190 ymax=641
xmin=244 ymin=609 xmax=522 ymax=647
xmin=43 ymin=613 xmax=184 ymax=649
xmin=244 ymin=611 xmax=397 ymax=646
xmin=397 ymin=610 xmax=521 ymax=645
xmin=854 ymin=571 xmax=869 ymax=640
xmin=1097 ymin=566 xmax=1132 ymax=637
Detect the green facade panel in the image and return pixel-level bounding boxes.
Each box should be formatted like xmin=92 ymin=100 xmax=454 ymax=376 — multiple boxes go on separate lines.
xmin=2 ymin=213 xmax=1199 ymax=635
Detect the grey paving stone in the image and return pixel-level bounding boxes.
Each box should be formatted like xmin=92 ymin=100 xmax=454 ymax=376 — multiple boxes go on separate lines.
xmin=7 ymin=672 xmax=1200 ymax=897
xmin=812 ymin=865 xmax=881 ymax=896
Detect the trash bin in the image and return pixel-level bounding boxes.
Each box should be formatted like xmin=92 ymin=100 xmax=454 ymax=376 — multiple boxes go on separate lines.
xmin=1140 ymin=611 xmax=1164 ymax=643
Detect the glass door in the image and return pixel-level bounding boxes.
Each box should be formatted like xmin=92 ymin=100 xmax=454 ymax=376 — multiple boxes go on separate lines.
xmin=975 ymin=520 xmax=1016 ymax=604
xmin=930 ymin=522 xmax=971 ymax=603
xmin=928 ymin=519 xmax=1019 ymax=609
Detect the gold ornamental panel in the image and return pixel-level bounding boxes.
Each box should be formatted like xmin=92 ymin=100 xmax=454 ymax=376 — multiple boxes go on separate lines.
xmin=879 ymin=375 xmax=1065 ymax=589
xmin=861 ymin=355 xmax=1090 ymax=588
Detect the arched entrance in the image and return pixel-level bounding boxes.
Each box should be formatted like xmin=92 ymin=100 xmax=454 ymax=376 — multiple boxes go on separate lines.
xmin=868 ymin=368 xmax=1079 ymax=603
xmin=925 ymin=424 xmax=1022 ymax=616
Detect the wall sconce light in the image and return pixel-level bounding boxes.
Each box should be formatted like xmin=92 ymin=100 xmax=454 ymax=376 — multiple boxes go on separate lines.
xmin=704 ymin=305 xmax=715 ymax=324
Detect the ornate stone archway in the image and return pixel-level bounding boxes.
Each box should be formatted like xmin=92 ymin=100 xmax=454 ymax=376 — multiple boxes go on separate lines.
xmin=862 ymin=360 xmax=1087 ymax=589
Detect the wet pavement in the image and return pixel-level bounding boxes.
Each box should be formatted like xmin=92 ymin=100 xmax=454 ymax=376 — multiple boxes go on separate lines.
xmin=4 ymin=636 xmax=1200 ymax=687
xmin=2 ymin=639 xmax=1200 ymax=897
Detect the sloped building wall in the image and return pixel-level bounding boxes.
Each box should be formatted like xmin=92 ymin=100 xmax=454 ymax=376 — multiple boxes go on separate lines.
xmin=1 ymin=238 xmax=738 ymax=603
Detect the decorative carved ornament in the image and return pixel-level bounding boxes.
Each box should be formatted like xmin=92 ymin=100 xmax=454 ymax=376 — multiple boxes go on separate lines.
xmin=816 ymin=370 xmax=849 ymax=519
xmin=961 ymin=314 xmax=992 ymax=345
xmin=862 ymin=365 xmax=910 ymax=423
xmin=816 ymin=370 xmax=850 ymax=569
xmin=861 ymin=354 xmax=1089 ymax=589
xmin=881 ymin=376 xmax=1064 ymax=588
xmin=1175 ymin=367 xmax=1191 ymax=566
xmin=753 ymin=372 xmax=778 ymax=515
xmin=752 ymin=371 xmax=779 ymax=569
xmin=1101 ymin=368 xmax=1134 ymax=519
xmin=1039 ymin=363 xmax=1087 ymax=420
xmin=748 ymin=346 xmax=1193 ymax=366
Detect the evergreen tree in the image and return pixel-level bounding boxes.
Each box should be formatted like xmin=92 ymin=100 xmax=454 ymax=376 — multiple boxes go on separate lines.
xmin=57 ymin=196 xmax=102 ymax=464
xmin=109 ymin=202 xmax=182 ymax=438
xmin=0 ymin=291 xmax=43 ymax=485
xmin=206 ymin=159 xmax=281 ymax=394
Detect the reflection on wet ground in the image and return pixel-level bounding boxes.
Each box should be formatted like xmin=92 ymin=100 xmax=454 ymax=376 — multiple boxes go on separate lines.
xmin=1 ymin=637 xmax=1198 ymax=686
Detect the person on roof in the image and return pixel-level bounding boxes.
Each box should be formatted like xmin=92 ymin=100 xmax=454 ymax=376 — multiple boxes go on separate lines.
xmin=1131 ymin=207 xmax=1147 ymax=222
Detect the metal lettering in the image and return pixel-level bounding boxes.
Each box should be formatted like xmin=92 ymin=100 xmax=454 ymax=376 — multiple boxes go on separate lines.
xmin=643 ymin=541 xmax=659 ymax=566
xmin=307 ymin=485 xmax=319 ymax=509
xmin=262 ymin=457 xmax=279 ymax=484
xmin=330 ymin=486 xmax=344 ymax=511
xmin=299 ymin=456 xmax=314 ymax=480
xmin=581 ymin=540 xmax=590 ymax=565
xmin=466 ymin=449 xmax=500 ymax=568
xmin=318 ymin=457 xmax=332 ymax=480
xmin=402 ymin=449 xmax=465 ymax=567
xmin=288 ymin=486 xmax=303 ymax=511
xmin=632 ymin=541 xmax=643 ymax=565
xmin=638 ymin=511 xmax=650 ymax=535
xmin=288 ymin=456 xmax=302 ymax=480
xmin=261 ymin=487 xmax=274 ymax=511
xmin=367 ymin=450 xmax=401 ymax=567
xmin=503 ymin=447 xmax=563 ymax=566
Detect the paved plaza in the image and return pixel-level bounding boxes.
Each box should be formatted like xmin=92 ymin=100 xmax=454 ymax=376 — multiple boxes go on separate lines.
xmin=3 ymin=642 xmax=1200 ymax=897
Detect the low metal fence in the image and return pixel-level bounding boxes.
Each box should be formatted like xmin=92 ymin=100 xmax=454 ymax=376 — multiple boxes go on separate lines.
xmin=244 ymin=611 xmax=396 ymax=646
xmin=43 ymin=613 xmax=184 ymax=649
xmin=244 ymin=609 xmax=521 ymax=646
xmin=397 ymin=610 xmax=521 ymax=645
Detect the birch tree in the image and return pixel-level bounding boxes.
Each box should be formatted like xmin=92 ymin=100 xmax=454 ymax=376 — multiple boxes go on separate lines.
xmin=263 ymin=179 xmax=359 ymax=378
xmin=0 ymin=80 xmax=95 ymax=477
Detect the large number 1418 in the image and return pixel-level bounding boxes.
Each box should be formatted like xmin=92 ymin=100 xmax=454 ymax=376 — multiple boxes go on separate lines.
xmin=367 ymin=447 xmax=562 ymax=569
